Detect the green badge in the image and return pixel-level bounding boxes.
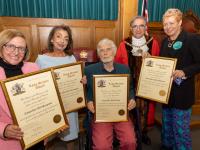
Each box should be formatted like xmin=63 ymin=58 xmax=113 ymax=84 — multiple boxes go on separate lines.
xmin=173 ymin=41 xmax=182 ymax=50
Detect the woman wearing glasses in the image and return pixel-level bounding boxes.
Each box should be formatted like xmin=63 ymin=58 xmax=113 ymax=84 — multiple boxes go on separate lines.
xmin=0 ymin=29 xmax=44 ymax=150
xmin=160 ymin=8 xmax=200 ymax=150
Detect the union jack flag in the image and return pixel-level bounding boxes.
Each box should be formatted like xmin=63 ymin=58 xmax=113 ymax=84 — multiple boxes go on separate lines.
xmin=141 ymin=0 xmax=149 ymax=33
xmin=141 ymin=0 xmax=149 ymax=22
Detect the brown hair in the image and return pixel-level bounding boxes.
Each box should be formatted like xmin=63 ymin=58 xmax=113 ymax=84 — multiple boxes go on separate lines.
xmin=0 ymin=29 xmax=30 ymax=60
xmin=47 ymin=25 xmax=73 ymax=55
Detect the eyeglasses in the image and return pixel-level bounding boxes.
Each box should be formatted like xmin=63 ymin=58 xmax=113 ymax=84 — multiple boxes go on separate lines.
xmin=131 ymin=25 xmax=146 ymax=30
xmin=3 ymin=44 xmax=27 ymax=54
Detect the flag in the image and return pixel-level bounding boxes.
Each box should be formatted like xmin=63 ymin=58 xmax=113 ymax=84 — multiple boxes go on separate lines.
xmin=141 ymin=0 xmax=149 ymax=22
xmin=141 ymin=0 xmax=149 ymax=34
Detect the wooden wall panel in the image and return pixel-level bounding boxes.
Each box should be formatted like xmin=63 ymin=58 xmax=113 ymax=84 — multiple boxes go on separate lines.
xmin=0 ymin=17 xmax=120 ymax=61
xmin=38 ymin=26 xmax=53 ymax=52
xmin=95 ymin=27 xmax=116 ymax=46
xmin=71 ymin=27 xmax=92 ymax=48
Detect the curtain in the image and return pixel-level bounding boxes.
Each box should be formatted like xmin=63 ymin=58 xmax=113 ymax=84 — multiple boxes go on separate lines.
xmin=0 ymin=0 xmax=118 ymax=20
xmin=138 ymin=0 xmax=200 ymax=21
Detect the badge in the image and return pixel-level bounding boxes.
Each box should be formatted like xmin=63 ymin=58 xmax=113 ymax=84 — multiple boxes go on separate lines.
xmin=77 ymin=97 xmax=83 ymax=103
xmin=53 ymin=114 xmax=62 ymax=123
xmin=173 ymin=41 xmax=182 ymax=50
xmin=159 ymin=90 xmax=166 ymax=96
xmin=137 ymin=49 xmax=143 ymax=54
xmin=118 ymin=109 xmax=125 ymax=116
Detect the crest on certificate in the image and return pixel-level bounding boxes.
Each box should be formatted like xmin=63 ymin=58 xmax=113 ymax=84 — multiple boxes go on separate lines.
xmin=97 ymin=80 xmax=106 ymax=87
xmin=145 ymin=60 xmax=154 ymax=67
xmin=54 ymin=72 xmax=61 ymax=80
xmin=11 ymin=83 xmax=25 ymax=96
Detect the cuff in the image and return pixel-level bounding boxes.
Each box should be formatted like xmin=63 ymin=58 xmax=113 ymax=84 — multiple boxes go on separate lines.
xmin=0 ymin=122 xmax=9 ymax=139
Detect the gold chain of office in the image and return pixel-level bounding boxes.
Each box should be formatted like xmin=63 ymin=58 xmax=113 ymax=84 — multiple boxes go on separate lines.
xmin=125 ymin=37 xmax=153 ymax=49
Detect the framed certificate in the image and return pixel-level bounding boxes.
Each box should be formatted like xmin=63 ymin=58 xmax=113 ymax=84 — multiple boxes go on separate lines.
xmin=136 ymin=56 xmax=177 ymax=104
xmin=52 ymin=62 xmax=86 ymax=113
xmin=1 ymin=69 xmax=68 ymax=150
xmin=93 ymin=74 xmax=129 ymax=122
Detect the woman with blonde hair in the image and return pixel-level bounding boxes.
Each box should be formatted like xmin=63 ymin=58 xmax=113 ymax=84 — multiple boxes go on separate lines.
xmin=0 ymin=29 xmax=44 ymax=150
xmin=160 ymin=8 xmax=200 ymax=150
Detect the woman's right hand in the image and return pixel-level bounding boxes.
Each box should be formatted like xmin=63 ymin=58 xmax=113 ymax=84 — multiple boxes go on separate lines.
xmin=4 ymin=124 xmax=23 ymax=140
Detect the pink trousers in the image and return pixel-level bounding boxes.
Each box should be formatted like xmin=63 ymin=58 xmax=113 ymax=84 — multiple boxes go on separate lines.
xmin=91 ymin=119 xmax=137 ymax=150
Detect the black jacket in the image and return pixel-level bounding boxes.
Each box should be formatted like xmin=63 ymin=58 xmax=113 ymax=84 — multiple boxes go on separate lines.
xmin=160 ymin=31 xmax=200 ymax=109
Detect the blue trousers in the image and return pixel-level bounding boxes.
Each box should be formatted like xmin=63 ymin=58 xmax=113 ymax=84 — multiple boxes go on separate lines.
xmin=161 ymin=107 xmax=192 ymax=150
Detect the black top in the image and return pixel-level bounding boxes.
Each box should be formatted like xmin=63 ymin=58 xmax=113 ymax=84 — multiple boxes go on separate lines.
xmin=160 ymin=30 xmax=200 ymax=109
xmin=0 ymin=58 xmax=23 ymax=77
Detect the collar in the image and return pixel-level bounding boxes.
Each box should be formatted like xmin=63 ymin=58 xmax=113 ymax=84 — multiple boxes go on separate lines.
xmin=99 ymin=61 xmax=116 ymax=73
xmin=132 ymin=36 xmax=146 ymax=44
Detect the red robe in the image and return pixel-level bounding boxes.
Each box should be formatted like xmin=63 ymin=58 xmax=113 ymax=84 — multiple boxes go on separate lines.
xmin=115 ymin=36 xmax=160 ymax=126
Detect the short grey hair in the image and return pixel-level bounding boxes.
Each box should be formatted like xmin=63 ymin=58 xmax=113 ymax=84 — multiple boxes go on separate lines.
xmin=129 ymin=16 xmax=147 ymax=27
xmin=97 ymin=38 xmax=117 ymax=56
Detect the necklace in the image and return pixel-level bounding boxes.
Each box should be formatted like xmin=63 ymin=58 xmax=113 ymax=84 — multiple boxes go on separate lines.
xmin=125 ymin=37 xmax=153 ymax=49
xmin=168 ymin=38 xmax=175 ymax=48
xmin=125 ymin=37 xmax=153 ymax=56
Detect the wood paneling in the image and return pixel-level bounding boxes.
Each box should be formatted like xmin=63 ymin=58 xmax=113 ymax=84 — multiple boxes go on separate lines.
xmin=120 ymin=0 xmax=138 ymax=39
xmin=0 ymin=17 xmax=120 ymax=62
xmin=0 ymin=0 xmax=138 ymax=61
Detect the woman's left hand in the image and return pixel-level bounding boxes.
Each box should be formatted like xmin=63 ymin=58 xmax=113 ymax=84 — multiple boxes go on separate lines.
xmin=80 ymin=75 xmax=87 ymax=84
xmin=172 ymin=70 xmax=186 ymax=80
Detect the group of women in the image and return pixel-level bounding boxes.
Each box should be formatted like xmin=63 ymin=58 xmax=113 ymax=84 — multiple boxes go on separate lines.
xmin=0 ymin=25 xmax=79 ymax=150
xmin=0 ymin=8 xmax=200 ymax=150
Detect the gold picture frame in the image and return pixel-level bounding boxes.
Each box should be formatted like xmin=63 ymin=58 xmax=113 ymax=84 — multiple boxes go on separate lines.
xmin=1 ymin=68 xmax=68 ymax=149
xmin=52 ymin=61 xmax=86 ymax=113
xmin=136 ymin=56 xmax=177 ymax=104
xmin=93 ymin=74 xmax=129 ymax=122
